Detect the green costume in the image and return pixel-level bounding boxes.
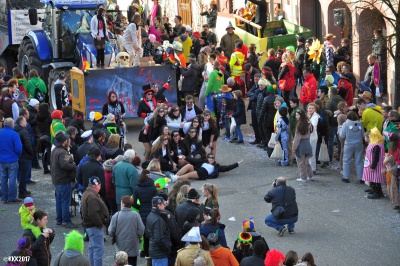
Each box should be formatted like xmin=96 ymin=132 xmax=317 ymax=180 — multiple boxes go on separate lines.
xmin=26 ymin=77 xmax=48 ymax=99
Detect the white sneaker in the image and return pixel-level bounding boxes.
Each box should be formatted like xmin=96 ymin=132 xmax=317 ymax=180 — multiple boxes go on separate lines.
xmin=169 ymin=174 xmax=178 ymax=183
xmin=296 ymin=178 xmax=307 ymax=182
xmin=307 ymin=176 xmax=315 ymax=181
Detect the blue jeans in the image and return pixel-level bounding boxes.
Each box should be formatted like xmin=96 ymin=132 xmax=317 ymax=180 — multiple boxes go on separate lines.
xmin=55 ymin=183 xmax=72 ymax=224
xmin=265 ymin=214 xmax=298 ymax=231
xmin=0 ymin=161 xmax=19 ymax=202
xmin=18 ymin=158 xmax=31 ymax=195
xmin=224 ymin=117 xmax=231 ymax=138
xmin=152 ymin=258 xmax=168 ymax=266
xmin=86 ymin=227 xmax=104 ymax=266
xmin=235 ymin=124 xmax=243 ymax=141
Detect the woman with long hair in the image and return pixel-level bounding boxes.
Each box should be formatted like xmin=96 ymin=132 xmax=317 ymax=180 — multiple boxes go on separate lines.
xmin=183 ymin=126 xmax=206 ymax=159
xmin=183 ymin=115 xmax=203 ymax=137
xmin=149 ymin=133 xmax=177 ymax=172
xmin=132 ymin=169 xmax=157 ymax=261
xmin=176 ymin=184 xmax=191 ymax=206
xmin=200 ymin=208 xmax=228 ymax=247
xmin=292 ymin=109 xmax=314 ymax=182
xmin=152 ymin=125 xmax=170 ymax=146
xmin=307 ymin=103 xmax=319 ymax=174
xmin=278 ymin=53 xmax=296 ymax=106
xmin=170 ymin=130 xmax=189 ymax=168
xmin=102 ymin=90 xmax=126 ymax=123
xmin=105 ymin=134 xmax=124 ymax=159
xmin=167 ymin=180 xmax=191 ymax=213
xmin=166 ymin=105 xmax=182 ymax=132
xmin=201 ymin=183 xmax=219 ymax=215
xmin=201 ymin=110 xmax=219 ymax=155
xmin=169 ymin=153 xmax=242 ymax=182
xmin=138 ymin=106 xmax=167 ymax=160
xmin=103 ymin=156 xmax=124 ymax=217
xmin=91 ymin=7 xmax=109 ymax=67
xmin=26 ymin=69 xmax=47 ymax=103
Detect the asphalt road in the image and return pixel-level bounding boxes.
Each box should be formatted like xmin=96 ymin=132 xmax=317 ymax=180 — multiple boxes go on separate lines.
xmin=1 ymin=118 xmax=399 ymax=266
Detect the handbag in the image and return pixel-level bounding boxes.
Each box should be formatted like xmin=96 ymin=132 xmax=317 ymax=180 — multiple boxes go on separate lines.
xmin=270 ymin=142 xmax=283 ymax=159
xmin=278 ymin=79 xmax=286 ymax=90
xmin=318 ymin=139 xmax=330 ymax=162
xmin=268 ymin=133 xmax=277 ymax=148
xmin=230 ymin=117 xmax=237 ymax=136
xmin=272 ymin=186 xmax=287 ymax=219
xmin=112 ymin=212 xmax=119 ymax=245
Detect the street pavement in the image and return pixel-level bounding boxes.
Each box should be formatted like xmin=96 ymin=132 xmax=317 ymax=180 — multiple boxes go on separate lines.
xmin=1 ymin=118 xmax=399 ymax=266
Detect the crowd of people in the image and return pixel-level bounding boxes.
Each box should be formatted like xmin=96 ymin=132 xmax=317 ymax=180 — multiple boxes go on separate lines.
xmin=0 ymin=1 xmax=396 ymax=266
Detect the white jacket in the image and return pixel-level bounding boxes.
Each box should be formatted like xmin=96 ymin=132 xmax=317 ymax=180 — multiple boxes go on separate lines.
xmin=122 ymin=23 xmax=142 ymax=50
xmin=90 ymin=15 xmax=107 ymax=38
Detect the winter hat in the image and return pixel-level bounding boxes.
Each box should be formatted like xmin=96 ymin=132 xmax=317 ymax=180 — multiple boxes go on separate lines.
xmin=91 ymin=112 xmax=106 ymax=122
xmin=152 ymin=196 xmax=165 ymax=207
xmin=253 ymin=240 xmax=267 ymax=256
xmin=258 ymin=78 xmax=269 ymax=86
xmin=173 ymin=42 xmax=183 ymax=52
xmin=267 ymin=84 xmax=277 ymax=94
xmin=242 ymin=218 xmax=255 ymax=230
xmin=89 ymin=176 xmax=101 ymax=186
xmin=23 ymin=197 xmax=34 ymax=207
xmin=16 ymin=93 xmax=28 ymax=103
xmin=238 ymin=232 xmax=252 ymax=244
xmin=286 ymin=45 xmax=295 ymax=53
xmin=29 ymin=98 xmax=39 ymax=107
xmin=193 ymin=32 xmax=201 ymax=38
xmin=51 ymin=110 xmax=63 ymax=120
xmin=64 ymin=230 xmax=84 ymax=254
xmin=325 ymin=75 xmax=334 ymax=84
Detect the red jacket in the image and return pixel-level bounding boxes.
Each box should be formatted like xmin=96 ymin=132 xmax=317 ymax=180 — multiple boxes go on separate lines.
xmin=300 ymin=73 xmax=318 ymax=104
xmin=337 ymin=77 xmax=354 ymax=107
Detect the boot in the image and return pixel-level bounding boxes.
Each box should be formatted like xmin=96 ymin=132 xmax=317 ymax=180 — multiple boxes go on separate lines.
xmin=146 ymin=258 xmax=152 ymax=266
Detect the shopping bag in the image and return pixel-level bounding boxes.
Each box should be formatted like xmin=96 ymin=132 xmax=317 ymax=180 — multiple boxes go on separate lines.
xmin=268 ymin=133 xmax=277 ymax=148
xmin=270 ymin=142 xmax=282 ymax=159
xmin=318 ymin=139 xmax=330 ymax=162
xmin=230 ymin=117 xmax=237 ymax=136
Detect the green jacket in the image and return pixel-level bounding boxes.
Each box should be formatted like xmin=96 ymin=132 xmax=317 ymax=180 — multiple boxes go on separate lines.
xmin=112 ymin=160 xmax=138 ymax=204
xmin=290 ymin=106 xmax=300 ymax=137
xmin=50 ymin=119 xmax=67 ymax=144
xmin=26 ymin=77 xmax=48 ymax=98
xmin=205 ymin=69 xmax=224 ymax=96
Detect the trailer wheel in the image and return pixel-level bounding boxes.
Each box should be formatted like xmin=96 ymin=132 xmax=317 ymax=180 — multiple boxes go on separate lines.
xmin=48 ymin=68 xmax=71 ymax=111
xmin=18 ymin=38 xmax=43 ymax=79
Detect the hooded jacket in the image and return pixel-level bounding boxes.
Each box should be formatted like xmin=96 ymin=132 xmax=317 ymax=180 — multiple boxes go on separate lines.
xmin=339 ymin=119 xmax=365 ymax=145
xmin=300 ymin=73 xmax=317 ymax=104
xmin=362 ymin=103 xmax=384 ymax=132
xmin=205 ymin=69 xmax=224 ymax=96
xmin=26 ymin=77 xmax=47 ymax=99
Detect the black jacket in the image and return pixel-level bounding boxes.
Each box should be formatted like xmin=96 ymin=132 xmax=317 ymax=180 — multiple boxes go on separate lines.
xmin=14 ymin=124 xmax=34 ymax=160
xmin=264 ymin=184 xmax=298 ymax=219
xmin=262 ymin=57 xmax=281 ymax=80
xmin=259 ymin=94 xmax=277 ymax=129
xmin=247 ymin=84 xmax=260 ymax=111
xmin=76 ymin=141 xmax=96 ymax=164
xmin=37 ymin=112 xmax=52 ymax=137
xmin=27 ymin=106 xmax=39 ymax=138
xmin=248 ymin=0 xmax=267 ymax=26
xmin=23 ymin=228 xmax=55 ymax=266
xmin=240 ymin=254 xmax=264 ymax=266
xmin=170 ymin=140 xmax=188 ymax=163
xmin=181 ymin=62 xmax=199 ymax=92
xmin=232 ymin=98 xmax=247 ymax=125
xmin=105 ymin=147 xmax=124 ymax=160
xmin=150 ymin=147 xmax=174 ymax=171
xmin=175 ymin=200 xmax=204 ymax=233
xmin=77 ymin=158 xmax=105 ymax=198
xmin=146 ymin=208 xmax=172 ymax=259
xmin=255 ymin=89 xmax=268 ymax=118
xmin=183 ymin=138 xmax=206 ymax=159
xmin=162 ymin=209 xmax=182 ymax=255
xmin=200 ymin=9 xmax=217 ymax=28
xmin=133 ymin=178 xmax=158 ymax=225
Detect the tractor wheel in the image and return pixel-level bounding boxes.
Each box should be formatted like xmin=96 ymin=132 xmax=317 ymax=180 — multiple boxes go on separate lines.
xmin=48 ymin=68 xmax=71 ymax=111
xmin=18 ymin=38 xmax=43 ymax=79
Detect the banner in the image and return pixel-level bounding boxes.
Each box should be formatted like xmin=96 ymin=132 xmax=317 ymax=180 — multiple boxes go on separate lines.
xmin=373 ymin=61 xmax=380 ymax=87
xmin=84 ymin=65 xmax=177 ymax=118
xmin=9 ymin=10 xmax=44 ymax=44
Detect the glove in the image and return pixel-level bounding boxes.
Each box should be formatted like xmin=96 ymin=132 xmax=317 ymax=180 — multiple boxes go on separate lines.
xmin=167 ymin=75 xmax=172 ymax=83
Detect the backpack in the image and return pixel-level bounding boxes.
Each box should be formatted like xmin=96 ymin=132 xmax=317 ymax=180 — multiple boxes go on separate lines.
xmin=35 ymin=88 xmax=45 ymax=103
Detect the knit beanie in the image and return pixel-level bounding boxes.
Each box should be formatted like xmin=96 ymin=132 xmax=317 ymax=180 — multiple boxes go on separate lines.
xmin=267 ymin=84 xmax=277 ymax=94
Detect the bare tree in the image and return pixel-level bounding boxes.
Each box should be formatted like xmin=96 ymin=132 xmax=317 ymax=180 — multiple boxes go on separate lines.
xmin=345 ymin=0 xmax=399 ymax=106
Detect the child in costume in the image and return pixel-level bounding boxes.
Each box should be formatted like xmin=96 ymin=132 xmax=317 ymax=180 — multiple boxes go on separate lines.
xmin=363 ymin=128 xmax=386 ymax=199
xmin=154 ymin=177 xmax=169 ymax=195
xmin=19 ymin=197 xmax=36 ymax=230
xmin=275 ymin=106 xmax=290 ymax=166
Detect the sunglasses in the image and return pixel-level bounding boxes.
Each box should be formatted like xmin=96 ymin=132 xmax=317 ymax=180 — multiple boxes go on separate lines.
xmin=208 ymin=156 xmax=215 ymax=159
xmin=173 ymin=109 xmax=179 ymax=112
xmin=159 ymin=109 xmax=164 ymax=112
xmin=189 ymin=131 xmax=196 ymax=134
xmin=193 ymin=121 xmax=199 ymax=123
xmin=119 ymin=55 xmax=129 ymax=60
xmin=173 ymin=134 xmax=180 ymax=137
xmin=163 ymin=138 xmax=169 ymax=141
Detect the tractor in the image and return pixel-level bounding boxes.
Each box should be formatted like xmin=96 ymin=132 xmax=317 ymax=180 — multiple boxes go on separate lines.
xmin=18 ymin=0 xmax=113 ymax=110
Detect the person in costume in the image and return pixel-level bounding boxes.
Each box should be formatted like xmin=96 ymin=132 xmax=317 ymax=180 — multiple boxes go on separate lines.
xmin=53 ymin=230 xmax=90 ymax=265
